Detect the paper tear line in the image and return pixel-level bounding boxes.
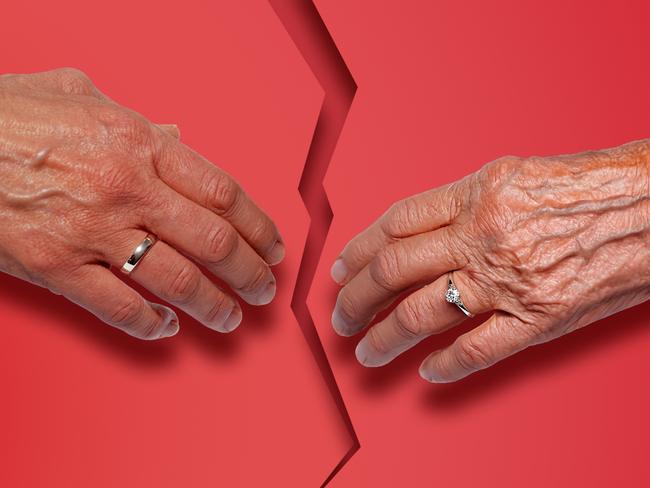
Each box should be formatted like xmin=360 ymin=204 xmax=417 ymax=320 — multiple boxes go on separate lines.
xmin=268 ymin=1 xmax=358 ymax=486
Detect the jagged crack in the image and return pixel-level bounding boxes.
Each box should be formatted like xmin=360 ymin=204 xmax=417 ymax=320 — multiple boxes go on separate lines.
xmin=268 ymin=1 xmax=358 ymax=486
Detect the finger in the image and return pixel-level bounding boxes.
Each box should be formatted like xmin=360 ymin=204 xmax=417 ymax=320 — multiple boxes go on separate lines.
xmin=354 ymin=272 xmax=491 ymax=367
xmin=153 ymin=139 xmax=284 ymax=264
xmin=331 ymin=183 xmax=462 ymax=285
xmin=419 ymin=313 xmax=534 ymax=383
xmin=156 ymin=124 xmax=180 ymax=140
xmin=147 ymin=184 xmax=276 ymax=306
xmin=331 ymin=226 xmax=465 ymax=336
xmin=109 ymin=230 xmax=242 ymax=333
xmin=63 ymin=265 xmax=180 ymax=340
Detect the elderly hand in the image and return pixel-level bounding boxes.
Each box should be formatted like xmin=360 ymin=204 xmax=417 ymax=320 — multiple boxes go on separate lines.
xmin=0 ymin=69 xmax=284 ymax=339
xmin=331 ymin=139 xmax=650 ymax=382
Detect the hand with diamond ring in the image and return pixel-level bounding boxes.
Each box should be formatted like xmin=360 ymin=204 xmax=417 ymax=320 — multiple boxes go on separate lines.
xmin=0 ymin=69 xmax=284 ymax=339
xmin=331 ymin=138 xmax=650 ymax=382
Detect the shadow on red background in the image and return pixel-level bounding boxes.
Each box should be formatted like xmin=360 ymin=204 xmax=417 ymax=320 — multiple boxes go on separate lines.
xmin=0 ymin=261 xmax=288 ymax=366
xmin=328 ymin=278 xmax=650 ymax=410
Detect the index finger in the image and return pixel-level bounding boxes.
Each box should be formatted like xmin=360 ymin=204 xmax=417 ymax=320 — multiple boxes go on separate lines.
xmin=331 ymin=183 xmax=462 ymax=285
xmin=154 ymin=136 xmax=285 ymax=265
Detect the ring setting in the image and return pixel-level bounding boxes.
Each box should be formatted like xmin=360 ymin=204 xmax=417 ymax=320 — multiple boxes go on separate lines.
xmin=121 ymin=234 xmax=158 ymax=275
xmin=445 ymin=277 xmax=474 ymax=317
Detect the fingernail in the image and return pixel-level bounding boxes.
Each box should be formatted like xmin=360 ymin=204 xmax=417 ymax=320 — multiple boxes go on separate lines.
xmin=355 ymin=336 xmax=389 ymax=367
xmin=255 ymin=280 xmax=276 ymax=306
xmin=331 ymin=305 xmax=357 ymax=337
xmin=267 ymin=241 xmax=285 ymax=265
xmin=420 ymin=372 xmax=448 ymax=383
xmin=355 ymin=337 xmax=372 ymax=366
xmin=419 ymin=358 xmax=446 ymax=383
xmin=163 ymin=318 xmax=180 ymax=338
xmin=330 ymin=259 xmax=348 ymax=284
xmin=148 ymin=302 xmax=180 ymax=338
xmin=205 ymin=303 xmax=236 ymax=332
xmin=221 ymin=305 xmax=242 ymax=333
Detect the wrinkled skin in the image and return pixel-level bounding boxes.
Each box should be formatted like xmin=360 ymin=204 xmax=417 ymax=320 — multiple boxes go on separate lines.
xmin=331 ymin=139 xmax=650 ymax=382
xmin=0 ymin=69 xmax=284 ymax=339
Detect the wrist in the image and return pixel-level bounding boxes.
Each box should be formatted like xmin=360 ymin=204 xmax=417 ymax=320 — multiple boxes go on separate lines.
xmin=573 ymin=139 xmax=650 ymax=293
xmin=608 ymin=138 xmax=650 ymax=199
xmin=528 ymin=139 xmax=650 ymax=276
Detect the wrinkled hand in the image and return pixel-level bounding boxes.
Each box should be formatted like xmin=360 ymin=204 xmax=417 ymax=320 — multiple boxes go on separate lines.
xmin=331 ymin=140 xmax=650 ymax=382
xmin=0 ymin=69 xmax=284 ymax=339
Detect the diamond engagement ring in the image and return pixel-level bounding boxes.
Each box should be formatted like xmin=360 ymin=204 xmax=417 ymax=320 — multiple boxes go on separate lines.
xmin=445 ymin=276 xmax=474 ymax=317
xmin=120 ymin=234 xmax=158 ymax=275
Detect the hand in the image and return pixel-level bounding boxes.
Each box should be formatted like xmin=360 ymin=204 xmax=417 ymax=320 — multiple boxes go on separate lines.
xmin=331 ymin=139 xmax=650 ymax=382
xmin=0 ymin=69 xmax=284 ymax=339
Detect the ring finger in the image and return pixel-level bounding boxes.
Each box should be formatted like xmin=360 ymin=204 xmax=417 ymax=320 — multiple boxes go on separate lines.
xmin=354 ymin=271 xmax=491 ymax=367
xmin=146 ymin=183 xmax=276 ymax=306
xmin=109 ymin=229 xmax=242 ymax=333
xmin=332 ymin=226 xmax=465 ymax=336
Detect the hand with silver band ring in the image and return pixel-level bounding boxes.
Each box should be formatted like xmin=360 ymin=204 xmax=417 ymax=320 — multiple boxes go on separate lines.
xmin=121 ymin=234 xmax=158 ymax=275
xmin=331 ymin=138 xmax=650 ymax=383
xmin=0 ymin=69 xmax=285 ymax=341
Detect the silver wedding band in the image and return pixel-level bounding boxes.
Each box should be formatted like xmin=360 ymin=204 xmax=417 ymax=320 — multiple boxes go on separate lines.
xmin=121 ymin=234 xmax=158 ymax=275
xmin=445 ymin=276 xmax=475 ymax=318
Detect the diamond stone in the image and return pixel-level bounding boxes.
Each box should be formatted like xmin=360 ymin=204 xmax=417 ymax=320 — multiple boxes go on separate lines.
xmin=445 ymin=286 xmax=460 ymax=303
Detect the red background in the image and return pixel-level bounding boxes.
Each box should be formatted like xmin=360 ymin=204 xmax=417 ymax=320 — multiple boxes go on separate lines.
xmin=2 ymin=1 xmax=650 ymax=486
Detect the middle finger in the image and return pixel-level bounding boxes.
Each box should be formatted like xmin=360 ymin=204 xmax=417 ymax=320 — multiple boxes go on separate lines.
xmin=332 ymin=226 xmax=465 ymax=336
xmin=355 ymin=271 xmax=491 ymax=367
xmin=146 ymin=183 xmax=276 ymax=306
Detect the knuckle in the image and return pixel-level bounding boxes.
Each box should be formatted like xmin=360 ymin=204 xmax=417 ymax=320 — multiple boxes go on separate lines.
xmin=456 ymin=337 xmax=492 ymax=371
xmin=444 ymin=183 xmax=464 ymax=223
xmin=343 ymin=238 xmax=374 ymax=269
xmin=203 ymin=224 xmax=238 ymax=264
xmin=440 ymin=228 xmax=470 ymax=269
xmin=54 ymin=68 xmax=95 ymax=95
xmin=26 ymin=249 xmax=59 ymax=276
xmin=109 ymin=296 xmax=144 ymax=328
xmin=468 ymin=164 xmax=523 ymax=240
xmin=474 ymin=155 xmax=522 ymax=202
xmin=201 ymin=171 xmax=240 ymax=215
xmin=98 ymin=106 xmax=155 ymax=159
xmin=393 ymin=299 xmax=423 ymax=338
xmin=93 ymin=163 xmax=154 ymax=206
xmin=369 ymin=246 xmax=404 ymax=292
xmin=96 ymin=165 xmax=135 ymax=195
xmin=167 ymin=263 xmax=201 ymax=304
xmin=490 ymin=155 xmax=523 ymax=175
xmin=382 ymin=199 xmax=417 ymax=237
